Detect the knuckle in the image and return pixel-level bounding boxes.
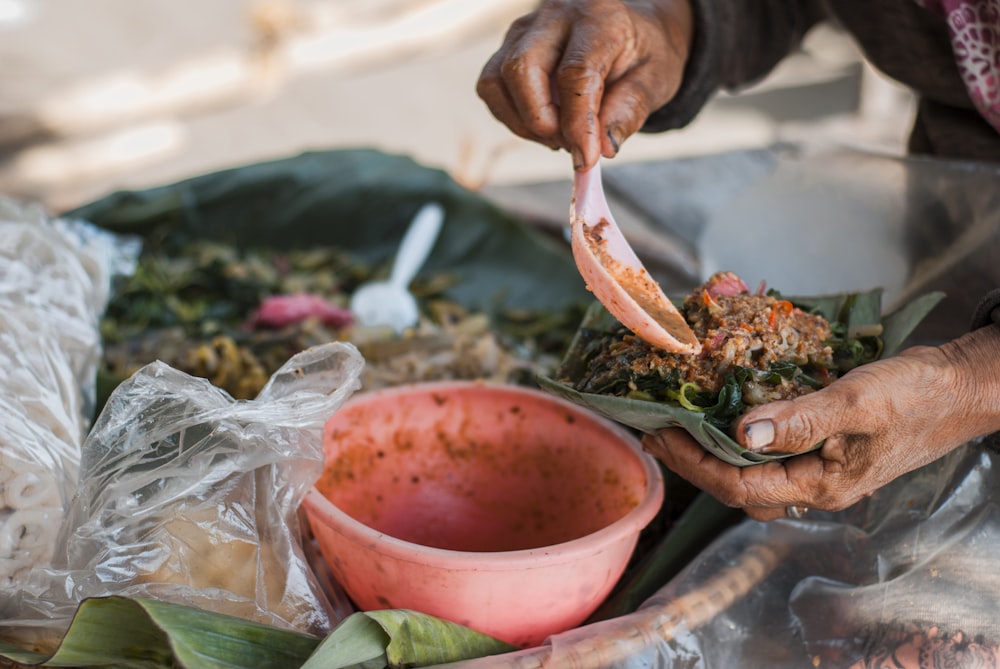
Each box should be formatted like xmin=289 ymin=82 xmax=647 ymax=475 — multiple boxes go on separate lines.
xmin=610 ymin=86 xmax=646 ymax=112
xmin=523 ymin=115 xmax=556 ymax=139
xmin=811 ymin=479 xmax=857 ymax=512
xmin=605 ymin=89 xmax=650 ymax=129
xmin=499 ymin=52 xmax=529 ymax=81
xmin=475 ymin=74 xmax=498 ymax=101
xmin=716 ymin=485 xmax=750 ymax=509
xmin=779 ymin=408 xmax=830 ymax=447
xmin=508 ymin=13 xmax=538 ymax=33
xmin=556 ymin=61 xmax=604 ymax=96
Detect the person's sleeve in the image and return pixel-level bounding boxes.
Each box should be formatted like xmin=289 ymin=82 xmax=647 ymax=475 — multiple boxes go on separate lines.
xmin=971 ymin=289 xmax=1000 ymax=329
xmin=642 ymin=0 xmax=830 ymax=132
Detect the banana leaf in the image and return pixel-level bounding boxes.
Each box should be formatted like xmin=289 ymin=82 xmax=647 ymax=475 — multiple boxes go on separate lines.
xmin=0 ymin=598 xmax=515 ymax=669
xmin=301 ymin=610 xmax=515 ymax=669
xmin=68 ymin=149 xmax=589 ymax=316
xmin=539 ymin=289 xmax=945 ymax=467
xmin=0 ymin=596 xmax=321 ymax=668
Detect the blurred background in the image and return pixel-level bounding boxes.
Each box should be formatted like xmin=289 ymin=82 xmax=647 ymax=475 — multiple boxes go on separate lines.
xmin=0 ymin=0 xmax=916 ymax=215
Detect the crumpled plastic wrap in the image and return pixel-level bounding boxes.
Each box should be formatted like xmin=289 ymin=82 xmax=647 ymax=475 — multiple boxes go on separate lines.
xmin=432 ymin=441 xmax=1000 ymax=668
xmin=1 ymin=342 xmax=364 ymax=650
xmin=0 ymin=198 xmax=135 ymax=589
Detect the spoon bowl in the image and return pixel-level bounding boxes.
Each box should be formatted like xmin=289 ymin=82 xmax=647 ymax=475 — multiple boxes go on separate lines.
xmin=350 ymin=202 xmax=444 ymax=333
xmin=571 ymin=163 xmax=700 ymax=354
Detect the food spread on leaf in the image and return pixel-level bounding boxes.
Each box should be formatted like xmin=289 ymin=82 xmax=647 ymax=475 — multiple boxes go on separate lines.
xmin=99 ymin=240 xmax=582 ymax=402
xmin=555 ymin=271 xmax=886 ymax=436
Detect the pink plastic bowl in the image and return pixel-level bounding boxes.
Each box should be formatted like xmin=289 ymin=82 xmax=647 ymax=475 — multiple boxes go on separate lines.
xmin=301 ymin=381 xmax=664 ymax=648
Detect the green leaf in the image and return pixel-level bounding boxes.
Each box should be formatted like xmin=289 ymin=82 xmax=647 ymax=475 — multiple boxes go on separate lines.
xmin=0 ymin=602 xmax=516 ymax=669
xmin=69 ymin=149 xmax=589 ymax=317
xmin=537 ymin=375 xmax=769 ymax=467
xmin=301 ymin=614 xmax=389 ymax=669
xmin=301 ymin=610 xmax=516 ymax=669
xmin=0 ymin=597 xmax=321 ymax=668
xmin=881 ymin=291 xmax=946 ymax=356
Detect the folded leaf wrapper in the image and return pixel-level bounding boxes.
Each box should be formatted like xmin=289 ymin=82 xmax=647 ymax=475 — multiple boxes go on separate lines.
xmin=540 ymin=289 xmax=944 ymax=466
xmin=1 ymin=342 xmax=364 ymax=651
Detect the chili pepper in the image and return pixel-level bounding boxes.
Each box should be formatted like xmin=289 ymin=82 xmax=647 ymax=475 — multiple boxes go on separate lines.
xmin=701 ymin=290 xmax=722 ymax=314
xmin=769 ymin=300 xmax=793 ymax=328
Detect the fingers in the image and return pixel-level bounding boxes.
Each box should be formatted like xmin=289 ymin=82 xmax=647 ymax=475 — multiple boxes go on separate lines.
xmin=551 ymin=2 xmax=685 ymax=168
xmin=477 ymin=14 xmax=564 ymax=150
xmin=598 ymin=65 xmax=671 ymax=158
xmin=643 ymin=428 xmax=859 ymax=517
xmin=478 ymin=4 xmax=630 ymax=169
xmin=551 ymin=8 xmax=638 ymax=168
xmin=476 ymin=0 xmax=692 ymax=171
xmin=735 ymin=383 xmax=868 ymax=457
xmin=553 ymin=37 xmax=608 ymax=168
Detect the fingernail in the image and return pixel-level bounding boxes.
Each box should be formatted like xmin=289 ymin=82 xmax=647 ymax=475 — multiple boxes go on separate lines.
xmin=744 ymin=420 xmax=775 ymax=452
xmin=571 ymin=147 xmax=585 ymax=170
xmin=607 ymin=126 xmax=624 ymax=154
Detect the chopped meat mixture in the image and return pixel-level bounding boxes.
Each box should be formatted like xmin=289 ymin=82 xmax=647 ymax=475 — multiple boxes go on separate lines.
xmin=569 ymin=272 xmax=836 ymax=408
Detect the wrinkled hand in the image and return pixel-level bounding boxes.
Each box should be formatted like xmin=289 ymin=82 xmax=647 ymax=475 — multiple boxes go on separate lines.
xmin=644 ymin=327 xmax=1000 ymax=521
xmin=476 ymin=0 xmax=692 ymax=171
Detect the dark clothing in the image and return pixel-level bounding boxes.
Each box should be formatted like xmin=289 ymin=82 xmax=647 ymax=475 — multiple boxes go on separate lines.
xmin=972 ymin=289 xmax=1000 ymax=329
xmin=644 ymin=0 xmax=1000 ymax=163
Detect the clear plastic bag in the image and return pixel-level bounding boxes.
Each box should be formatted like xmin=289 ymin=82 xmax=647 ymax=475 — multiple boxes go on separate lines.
xmin=1 ymin=343 xmax=364 ymax=651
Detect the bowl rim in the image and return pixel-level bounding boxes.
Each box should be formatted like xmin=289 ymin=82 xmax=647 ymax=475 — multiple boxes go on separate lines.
xmin=302 ymin=380 xmax=665 ymax=571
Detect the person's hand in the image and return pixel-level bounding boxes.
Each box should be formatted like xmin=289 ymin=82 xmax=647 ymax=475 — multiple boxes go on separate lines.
xmin=476 ymin=0 xmax=693 ymax=171
xmin=643 ymin=326 xmax=1000 ymax=521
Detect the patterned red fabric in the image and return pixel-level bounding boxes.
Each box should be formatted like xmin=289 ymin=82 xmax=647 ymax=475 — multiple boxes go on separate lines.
xmin=916 ymin=0 xmax=1000 ymax=131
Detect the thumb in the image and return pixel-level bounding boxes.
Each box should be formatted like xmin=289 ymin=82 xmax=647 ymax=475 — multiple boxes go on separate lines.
xmin=734 ymin=384 xmax=865 ymax=456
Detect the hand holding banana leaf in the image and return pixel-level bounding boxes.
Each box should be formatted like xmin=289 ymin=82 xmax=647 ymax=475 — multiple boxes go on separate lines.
xmin=646 ymin=321 xmax=1000 ymax=520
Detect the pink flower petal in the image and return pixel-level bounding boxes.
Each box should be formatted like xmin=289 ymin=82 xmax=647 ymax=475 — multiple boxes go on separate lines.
xmin=249 ymin=293 xmax=354 ymax=330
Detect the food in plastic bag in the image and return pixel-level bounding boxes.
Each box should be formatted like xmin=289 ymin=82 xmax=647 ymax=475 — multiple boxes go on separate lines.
xmin=0 ymin=199 xmax=134 ymax=588
xmin=1 ymin=343 xmax=364 ymax=651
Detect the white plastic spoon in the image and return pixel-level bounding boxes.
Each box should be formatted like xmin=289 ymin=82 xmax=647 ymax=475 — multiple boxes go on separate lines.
xmin=571 ymin=162 xmax=701 ymax=354
xmin=350 ymin=202 xmax=444 ymax=333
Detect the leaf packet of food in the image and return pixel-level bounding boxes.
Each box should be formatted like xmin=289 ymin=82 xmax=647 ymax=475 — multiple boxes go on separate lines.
xmin=539 ymin=282 xmax=944 ymax=467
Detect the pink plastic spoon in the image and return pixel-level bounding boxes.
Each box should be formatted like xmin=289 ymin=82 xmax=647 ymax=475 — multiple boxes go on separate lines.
xmin=571 ymin=162 xmax=701 ymax=354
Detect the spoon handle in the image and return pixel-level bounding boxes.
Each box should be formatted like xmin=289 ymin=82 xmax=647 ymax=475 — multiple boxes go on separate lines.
xmin=390 ymin=202 xmax=445 ymax=287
